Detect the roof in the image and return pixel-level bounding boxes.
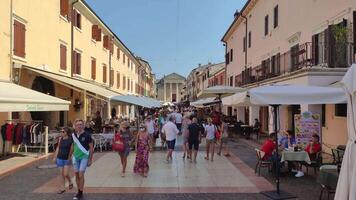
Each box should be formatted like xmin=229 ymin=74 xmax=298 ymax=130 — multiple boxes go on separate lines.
xmin=208 ymin=62 xmax=225 ymax=77
xmin=159 ymin=73 xmax=186 ymax=82
xmin=221 ymin=0 xmax=254 ymax=42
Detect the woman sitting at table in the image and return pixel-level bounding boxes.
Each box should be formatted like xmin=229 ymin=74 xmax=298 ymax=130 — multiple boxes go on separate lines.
xmin=279 ymin=130 xmax=296 ymax=149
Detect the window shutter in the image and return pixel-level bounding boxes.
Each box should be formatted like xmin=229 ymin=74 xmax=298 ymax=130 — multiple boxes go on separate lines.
xmin=117 ymin=73 xmax=120 ymax=88
xmin=103 ymin=65 xmax=107 ymax=83
xmin=72 ymin=9 xmax=78 ymax=27
xmin=123 ymin=54 xmax=126 ymax=64
xmin=117 ymin=48 xmax=120 ymax=59
xmin=13 ymin=20 xmax=20 ymax=56
xmin=312 ymin=34 xmax=319 ymax=65
xmin=60 ymin=44 xmax=67 ymax=70
xmin=72 ymin=51 xmax=77 ymax=75
xmin=91 ymin=59 xmax=96 ymax=80
xmin=76 ymin=13 xmax=81 ymax=29
xmin=109 ymin=38 xmax=114 ymax=54
xmin=230 ymin=49 xmax=233 ymax=62
xmin=92 ymin=25 xmax=98 ymax=40
xmin=77 ymin=53 xmax=81 ymax=75
xmin=96 ymin=28 xmax=102 ymax=41
xmin=60 ymin=0 xmax=69 ymax=17
xmin=103 ymin=35 xmax=109 ymax=49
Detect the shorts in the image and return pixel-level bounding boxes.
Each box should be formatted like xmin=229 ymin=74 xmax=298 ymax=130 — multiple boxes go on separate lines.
xmin=56 ymin=158 xmax=71 ymax=168
xmin=206 ymin=139 xmax=215 ymax=145
xmin=167 ymin=139 xmax=176 ymax=150
xmin=72 ymin=157 xmax=89 ymax=172
xmin=188 ymin=140 xmax=199 ymax=151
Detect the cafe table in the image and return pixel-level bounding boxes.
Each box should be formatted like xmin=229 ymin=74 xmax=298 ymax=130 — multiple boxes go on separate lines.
xmin=280 ymin=150 xmax=311 ymax=164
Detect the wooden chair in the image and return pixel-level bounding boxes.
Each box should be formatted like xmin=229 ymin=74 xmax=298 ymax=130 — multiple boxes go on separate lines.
xmin=254 ymin=149 xmax=272 ymax=176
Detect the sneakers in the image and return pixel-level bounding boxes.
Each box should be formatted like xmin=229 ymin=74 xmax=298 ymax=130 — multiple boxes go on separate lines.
xmin=73 ymin=192 xmax=83 ymax=200
xmin=291 ymin=169 xmax=298 ymax=173
xmin=295 ymin=171 xmax=304 ymax=178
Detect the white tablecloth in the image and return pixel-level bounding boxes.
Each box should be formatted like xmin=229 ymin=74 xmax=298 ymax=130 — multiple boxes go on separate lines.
xmin=281 ymin=151 xmax=311 ymax=164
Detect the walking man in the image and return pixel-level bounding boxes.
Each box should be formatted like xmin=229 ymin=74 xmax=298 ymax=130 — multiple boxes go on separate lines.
xmin=162 ymin=116 xmax=179 ymax=163
xmin=175 ymin=110 xmax=183 ymax=133
xmin=145 ymin=116 xmax=156 ymax=149
xmin=72 ymin=119 xmax=94 ymax=200
xmin=188 ymin=118 xmax=202 ymax=163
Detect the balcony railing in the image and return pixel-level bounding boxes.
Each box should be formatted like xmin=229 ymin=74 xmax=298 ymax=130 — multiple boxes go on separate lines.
xmin=236 ymin=42 xmax=354 ymax=87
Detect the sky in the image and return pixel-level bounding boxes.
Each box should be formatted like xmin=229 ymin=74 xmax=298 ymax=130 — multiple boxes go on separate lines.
xmin=85 ymin=0 xmax=246 ymax=79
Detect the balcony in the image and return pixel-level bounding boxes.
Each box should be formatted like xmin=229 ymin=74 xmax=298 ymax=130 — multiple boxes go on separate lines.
xmin=237 ymin=42 xmax=354 ymax=87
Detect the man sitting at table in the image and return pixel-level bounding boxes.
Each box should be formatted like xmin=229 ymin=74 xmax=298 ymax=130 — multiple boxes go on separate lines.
xmin=261 ymin=133 xmax=276 ymax=161
xmin=295 ymin=134 xmax=322 ymax=178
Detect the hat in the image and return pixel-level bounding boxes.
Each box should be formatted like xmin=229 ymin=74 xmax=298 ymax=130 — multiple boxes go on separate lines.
xmin=120 ymin=121 xmax=130 ymax=129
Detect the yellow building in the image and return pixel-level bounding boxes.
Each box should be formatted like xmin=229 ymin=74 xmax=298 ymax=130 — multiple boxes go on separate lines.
xmin=1 ymin=0 xmax=150 ymax=128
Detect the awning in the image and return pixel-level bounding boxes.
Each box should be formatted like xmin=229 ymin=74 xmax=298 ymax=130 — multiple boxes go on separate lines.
xmin=139 ymin=96 xmax=162 ymax=108
xmin=25 ymin=67 xmax=119 ymax=99
xmin=111 ymin=95 xmax=152 ymax=108
xmin=0 ymin=81 xmax=70 ymax=112
xmin=191 ymin=97 xmax=219 ymax=108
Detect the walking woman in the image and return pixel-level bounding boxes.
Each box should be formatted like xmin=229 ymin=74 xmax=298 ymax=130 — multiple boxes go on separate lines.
xmin=117 ymin=121 xmax=132 ymax=177
xmin=204 ymin=118 xmax=216 ymax=161
xmin=52 ymin=127 xmax=74 ymax=194
xmin=133 ymin=124 xmax=150 ymax=177
xmin=181 ymin=114 xmax=192 ymax=159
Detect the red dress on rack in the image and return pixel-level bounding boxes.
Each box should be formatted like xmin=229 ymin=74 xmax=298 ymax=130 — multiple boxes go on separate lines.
xmin=5 ymin=124 xmax=14 ymax=142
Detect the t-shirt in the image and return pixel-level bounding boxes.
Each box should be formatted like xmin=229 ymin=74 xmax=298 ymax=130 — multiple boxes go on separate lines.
xmin=261 ymin=139 xmax=275 ymax=160
xmin=204 ymin=124 xmax=216 ymax=140
xmin=145 ymin=120 xmax=155 ymax=134
xmin=188 ymin=123 xmax=201 ymax=141
xmin=305 ymin=143 xmax=321 ymax=155
xmin=175 ymin=113 xmax=183 ymax=124
xmin=73 ymin=131 xmax=92 ymax=159
xmin=57 ymin=137 xmax=73 ymax=160
xmin=162 ymin=121 xmax=179 ymax=141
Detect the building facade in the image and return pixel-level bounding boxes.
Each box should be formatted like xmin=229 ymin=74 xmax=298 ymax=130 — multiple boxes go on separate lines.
xmin=156 ymin=73 xmax=186 ymax=103
xmin=222 ymin=0 xmax=356 ymax=153
xmin=137 ymin=57 xmax=156 ymax=98
xmin=0 ymin=0 xmax=155 ymax=128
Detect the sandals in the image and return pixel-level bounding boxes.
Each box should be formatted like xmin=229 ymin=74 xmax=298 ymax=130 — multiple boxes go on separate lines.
xmin=57 ymin=189 xmax=66 ymax=194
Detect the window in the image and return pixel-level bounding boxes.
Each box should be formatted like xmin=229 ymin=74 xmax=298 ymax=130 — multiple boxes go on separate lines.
xmin=128 ymin=59 xmax=130 ymax=68
xmin=117 ymin=48 xmax=120 ymax=60
xmin=248 ymin=31 xmax=251 ymax=48
xmin=109 ymin=68 xmax=114 ymax=86
xmin=72 ymin=10 xmax=81 ymax=29
xmin=60 ymin=44 xmax=67 ymax=70
xmin=234 ymin=75 xmax=238 ymax=87
xmin=274 ymin=5 xmax=279 ymax=28
xmin=335 ymin=104 xmax=347 ymax=117
xmin=117 ymin=73 xmax=120 ymax=88
xmin=73 ymin=51 xmax=81 ymax=75
xmin=103 ymin=35 xmax=110 ymax=49
xmin=91 ymin=58 xmax=96 ymax=80
xmin=243 ymin=37 xmax=246 ymax=52
xmin=230 ymin=49 xmax=233 ymax=62
xmin=103 ymin=64 xmax=107 ymax=83
xmin=127 ymin=78 xmax=130 ymax=91
xmin=13 ymin=20 xmax=26 ymax=58
xmin=225 ymin=52 xmax=230 ymax=65
xmin=229 ymin=76 xmax=233 ymax=87
xmin=92 ymin=25 xmax=101 ymax=41
xmin=60 ymin=0 xmax=69 ymax=18
xmin=264 ymin=15 xmax=269 ymax=36
xmin=123 ymin=54 xmax=126 ymax=64
xmin=322 ymin=104 xmax=326 ymax=127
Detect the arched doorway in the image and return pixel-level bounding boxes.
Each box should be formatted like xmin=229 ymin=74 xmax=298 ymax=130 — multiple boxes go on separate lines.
xmin=31 ymin=76 xmax=55 ymax=125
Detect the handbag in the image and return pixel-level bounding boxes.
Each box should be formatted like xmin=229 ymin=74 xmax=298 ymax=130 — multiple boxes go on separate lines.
xmin=112 ymin=133 xmax=125 ymax=152
xmin=214 ymin=126 xmax=221 ymax=140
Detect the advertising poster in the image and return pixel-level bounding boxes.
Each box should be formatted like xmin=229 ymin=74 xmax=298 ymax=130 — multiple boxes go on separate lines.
xmin=294 ymin=111 xmax=321 ymax=147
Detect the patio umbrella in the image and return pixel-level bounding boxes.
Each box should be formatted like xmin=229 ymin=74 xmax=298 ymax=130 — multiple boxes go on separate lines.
xmin=222 ymin=91 xmax=259 ymax=107
xmin=335 ymin=64 xmax=356 ymax=200
xmin=191 ymin=97 xmax=220 ymax=108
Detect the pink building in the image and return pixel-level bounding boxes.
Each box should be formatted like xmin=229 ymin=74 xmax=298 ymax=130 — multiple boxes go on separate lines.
xmin=222 ymin=0 xmax=356 ymax=153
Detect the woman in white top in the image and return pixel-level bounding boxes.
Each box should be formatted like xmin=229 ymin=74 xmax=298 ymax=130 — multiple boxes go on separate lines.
xmin=218 ymin=120 xmax=230 ymax=157
xmin=204 ymin=118 xmax=216 ymax=161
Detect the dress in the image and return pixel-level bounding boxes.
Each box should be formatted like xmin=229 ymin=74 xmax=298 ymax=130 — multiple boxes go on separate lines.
xmin=182 ymin=119 xmax=191 ymax=143
xmin=119 ymin=129 xmax=132 ymax=157
xmin=133 ymin=133 xmax=150 ymax=174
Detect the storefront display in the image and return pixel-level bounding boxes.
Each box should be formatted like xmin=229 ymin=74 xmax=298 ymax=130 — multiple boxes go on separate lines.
xmin=294 ymin=111 xmax=321 ymax=148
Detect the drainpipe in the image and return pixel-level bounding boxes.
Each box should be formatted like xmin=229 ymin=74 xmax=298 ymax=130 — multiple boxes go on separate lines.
xmin=71 ymin=0 xmax=79 ymax=77
xmin=9 ymin=0 xmax=13 ymax=82
xmin=240 ymin=13 xmax=248 ymax=82
xmin=223 ymin=42 xmax=227 ymax=86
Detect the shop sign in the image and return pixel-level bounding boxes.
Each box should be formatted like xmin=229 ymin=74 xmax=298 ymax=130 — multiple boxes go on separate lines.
xmin=294 ymin=111 xmax=321 ymax=148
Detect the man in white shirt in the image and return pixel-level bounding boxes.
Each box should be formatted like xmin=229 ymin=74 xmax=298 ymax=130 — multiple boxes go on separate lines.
xmin=174 ymin=111 xmax=183 ymax=133
xmin=162 ymin=116 xmax=179 ymax=163
xmin=145 ymin=116 xmax=156 ymax=149
xmin=204 ymin=118 xmax=216 ymax=161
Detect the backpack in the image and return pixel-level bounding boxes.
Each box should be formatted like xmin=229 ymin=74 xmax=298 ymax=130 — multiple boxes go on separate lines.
xmin=112 ymin=132 xmax=125 ymax=152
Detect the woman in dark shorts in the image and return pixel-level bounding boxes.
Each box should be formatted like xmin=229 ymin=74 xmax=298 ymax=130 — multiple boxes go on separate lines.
xmin=117 ymin=121 xmax=133 ymax=177
xmin=52 ymin=127 xmax=74 ymax=194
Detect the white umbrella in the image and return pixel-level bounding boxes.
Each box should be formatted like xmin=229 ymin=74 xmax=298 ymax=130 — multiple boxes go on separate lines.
xmin=335 ymin=64 xmax=356 ymax=200
xmin=222 ymin=91 xmax=258 ymax=107
xmin=191 ymin=97 xmax=219 ymax=108
xmin=199 ymin=85 xmax=246 ymax=99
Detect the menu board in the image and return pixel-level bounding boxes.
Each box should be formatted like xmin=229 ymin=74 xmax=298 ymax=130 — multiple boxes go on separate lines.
xmin=294 ymin=111 xmax=321 ymax=148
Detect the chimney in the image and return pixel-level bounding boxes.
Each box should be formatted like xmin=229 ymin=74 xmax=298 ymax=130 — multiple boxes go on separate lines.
xmin=198 ymin=63 xmax=201 ymax=67
xmin=234 ymin=10 xmax=240 ymax=18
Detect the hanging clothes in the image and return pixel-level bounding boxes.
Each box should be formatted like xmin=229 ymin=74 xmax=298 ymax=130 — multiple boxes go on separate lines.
xmin=5 ymin=123 xmax=14 ymax=141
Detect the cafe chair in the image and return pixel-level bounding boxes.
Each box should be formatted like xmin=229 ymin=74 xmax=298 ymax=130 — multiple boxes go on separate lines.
xmin=92 ymin=134 xmax=107 ymax=152
xmin=331 ymin=148 xmax=344 ymax=165
xmin=318 ymin=165 xmax=337 ymax=200
xmin=303 ymin=151 xmax=322 ymax=175
xmin=254 ymin=149 xmax=272 ymax=176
